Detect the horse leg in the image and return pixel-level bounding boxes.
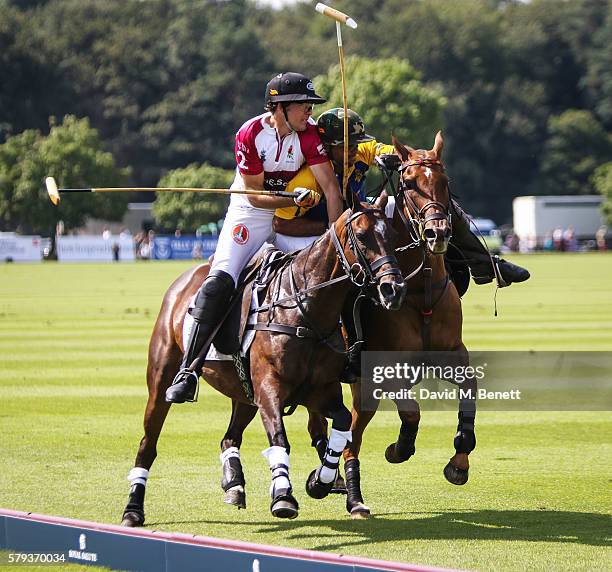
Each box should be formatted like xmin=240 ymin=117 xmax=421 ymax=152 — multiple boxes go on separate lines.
xmin=259 ymin=387 xmax=299 ymax=519
xmin=385 ymin=399 xmax=420 ymax=463
xmin=444 ymin=344 xmax=476 ymax=485
xmin=343 ymin=384 xmax=377 ymax=519
xmin=219 ymin=399 xmax=258 ymax=509
xmin=122 ymin=349 xmax=178 ymax=527
xmin=307 ymin=410 xmax=347 ymax=494
xmin=305 ymin=388 xmax=352 ymax=501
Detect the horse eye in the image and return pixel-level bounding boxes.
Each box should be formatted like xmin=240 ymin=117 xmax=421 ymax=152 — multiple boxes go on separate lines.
xmin=355 ymin=230 xmax=367 ymax=242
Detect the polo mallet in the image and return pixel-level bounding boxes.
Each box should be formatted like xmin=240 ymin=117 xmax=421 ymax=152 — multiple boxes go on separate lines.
xmin=315 ymin=3 xmax=357 ymax=204
xmin=45 ymin=177 xmax=300 ymax=206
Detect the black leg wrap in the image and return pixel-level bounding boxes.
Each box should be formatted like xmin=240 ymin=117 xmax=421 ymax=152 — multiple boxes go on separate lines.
xmin=345 ymin=459 xmax=366 ymax=513
xmin=312 ymin=435 xmax=328 ymax=463
xmin=121 ymin=484 xmax=145 ymax=527
xmin=386 ymin=423 xmax=418 ymax=463
xmin=331 ymin=409 xmax=352 ymax=433
xmin=221 ymin=457 xmax=245 ymax=492
xmin=454 ymin=413 xmax=476 ymax=454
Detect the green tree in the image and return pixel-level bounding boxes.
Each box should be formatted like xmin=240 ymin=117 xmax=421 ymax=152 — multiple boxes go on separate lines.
xmin=539 ymin=110 xmax=612 ymax=195
xmin=592 ymin=162 xmax=612 ymax=225
xmin=314 ymin=56 xmax=446 ymax=148
xmin=152 ymin=163 xmax=234 ymax=232
xmin=0 ymin=115 xmax=128 ymax=235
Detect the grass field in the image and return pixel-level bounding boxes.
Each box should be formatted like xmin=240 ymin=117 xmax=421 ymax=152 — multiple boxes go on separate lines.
xmin=0 ymin=254 xmax=611 ymax=571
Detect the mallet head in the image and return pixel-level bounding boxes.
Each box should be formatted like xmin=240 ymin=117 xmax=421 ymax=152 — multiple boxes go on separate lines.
xmin=46 ymin=176 xmax=60 ymax=205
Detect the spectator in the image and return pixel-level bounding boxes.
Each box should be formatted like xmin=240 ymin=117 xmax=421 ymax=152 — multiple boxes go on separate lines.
xmin=552 ymin=227 xmax=564 ymax=251
xmin=563 ymin=226 xmax=577 ymax=252
xmin=543 ymin=231 xmax=554 ymax=252
xmin=596 ymin=226 xmax=608 ymax=251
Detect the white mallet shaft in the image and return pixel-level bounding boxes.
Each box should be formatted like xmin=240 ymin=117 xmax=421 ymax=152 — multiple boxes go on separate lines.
xmin=315 ymin=3 xmax=357 ymax=29
xmin=45 ymin=177 xmax=297 ymax=205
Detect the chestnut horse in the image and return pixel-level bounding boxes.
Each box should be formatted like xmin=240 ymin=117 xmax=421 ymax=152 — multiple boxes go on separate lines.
xmin=309 ymin=131 xmax=477 ymax=518
xmin=121 ymin=198 xmax=406 ymax=525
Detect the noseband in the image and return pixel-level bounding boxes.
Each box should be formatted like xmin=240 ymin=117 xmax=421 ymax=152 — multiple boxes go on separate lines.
xmin=330 ymin=208 xmax=403 ymax=289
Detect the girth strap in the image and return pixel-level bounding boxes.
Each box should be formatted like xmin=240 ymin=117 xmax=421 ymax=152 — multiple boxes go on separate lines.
xmin=246 ymin=322 xmax=319 ymax=339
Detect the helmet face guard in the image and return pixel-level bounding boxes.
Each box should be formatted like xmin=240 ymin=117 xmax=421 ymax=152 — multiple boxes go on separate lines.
xmin=317 ymin=108 xmax=374 ymax=146
xmin=265 ymin=72 xmax=327 ymax=107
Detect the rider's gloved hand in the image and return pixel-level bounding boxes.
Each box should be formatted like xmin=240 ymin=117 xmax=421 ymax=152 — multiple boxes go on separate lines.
xmin=293 ymin=187 xmax=321 ymax=208
xmin=376 ymin=154 xmax=402 ymax=171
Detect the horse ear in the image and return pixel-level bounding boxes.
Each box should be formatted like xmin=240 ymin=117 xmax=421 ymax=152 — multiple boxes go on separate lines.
xmin=351 ymin=192 xmax=361 ymax=211
xmin=374 ymin=190 xmax=388 ymax=210
xmin=392 ymin=135 xmax=411 ymax=162
xmin=432 ymin=130 xmax=444 ymax=159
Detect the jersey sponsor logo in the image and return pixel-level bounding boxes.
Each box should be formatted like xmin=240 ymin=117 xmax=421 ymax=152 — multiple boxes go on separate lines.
xmin=316 ymin=143 xmax=325 ymax=156
xmin=232 ymin=224 xmax=249 ymax=245
xmin=286 ymin=145 xmax=294 ymax=161
xmin=259 ymin=149 xmax=267 ymax=162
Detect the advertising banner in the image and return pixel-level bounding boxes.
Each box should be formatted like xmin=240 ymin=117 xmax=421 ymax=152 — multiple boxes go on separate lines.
xmin=0 ymin=234 xmax=43 ymax=262
xmin=151 ymin=236 xmax=218 ymax=260
xmin=57 ymin=236 xmax=135 ymax=262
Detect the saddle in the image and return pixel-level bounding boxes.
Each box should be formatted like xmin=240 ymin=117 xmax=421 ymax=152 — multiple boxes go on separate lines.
xmin=213 ymin=247 xmax=292 ymax=356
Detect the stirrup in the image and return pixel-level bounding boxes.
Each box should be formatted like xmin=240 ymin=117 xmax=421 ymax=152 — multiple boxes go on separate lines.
xmin=165 ymin=369 xmax=199 ymax=403
xmin=491 ymin=255 xmax=508 ymax=288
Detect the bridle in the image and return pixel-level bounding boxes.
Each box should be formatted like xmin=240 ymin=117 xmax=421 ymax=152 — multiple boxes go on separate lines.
xmin=394 ymin=158 xmax=452 ymax=249
xmin=329 ymin=208 xmax=403 ymax=289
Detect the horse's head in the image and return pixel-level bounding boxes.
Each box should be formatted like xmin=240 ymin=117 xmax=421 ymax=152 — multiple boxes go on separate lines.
xmin=393 ymin=131 xmax=451 ymax=255
xmin=332 ymin=194 xmax=406 ymax=310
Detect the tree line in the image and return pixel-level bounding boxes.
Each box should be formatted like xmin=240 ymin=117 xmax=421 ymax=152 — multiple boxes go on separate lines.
xmin=0 ymin=0 xmax=611 ymax=235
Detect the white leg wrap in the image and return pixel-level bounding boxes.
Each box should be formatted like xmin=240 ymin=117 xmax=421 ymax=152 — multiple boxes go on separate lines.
xmin=127 ymin=467 xmax=149 ymax=487
xmin=262 ymin=446 xmax=290 ymax=497
xmin=220 ymin=446 xmax=240 ymax=465
xmin=319 ymin=429 xmax=351 ymax=484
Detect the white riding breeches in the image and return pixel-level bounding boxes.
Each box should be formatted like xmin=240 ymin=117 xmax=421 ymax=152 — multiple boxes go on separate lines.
xmin=210 ymin=204 xmax=275 ymax=285
xmin=273 ymin=233 xmax=320 ymax=253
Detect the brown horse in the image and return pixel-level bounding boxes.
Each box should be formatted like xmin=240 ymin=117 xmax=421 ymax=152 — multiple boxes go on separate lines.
xmin=121 ymin=198 xmax=406 ymax=525
xmin=308 ymin=131 xmax=477 ymax=518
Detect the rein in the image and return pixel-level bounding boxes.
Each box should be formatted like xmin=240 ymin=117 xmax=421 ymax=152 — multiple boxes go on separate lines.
xmin=251 ymin=207 xmax=400 ymax=353
xmin=377 ymin=155 xmax=453 ymax=350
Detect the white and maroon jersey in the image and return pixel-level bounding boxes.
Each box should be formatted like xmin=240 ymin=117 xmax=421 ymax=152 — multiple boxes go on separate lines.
xmin=229 ymin=112 xmax=328 ymax=208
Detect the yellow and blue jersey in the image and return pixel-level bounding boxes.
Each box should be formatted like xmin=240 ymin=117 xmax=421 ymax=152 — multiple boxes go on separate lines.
xmin=274 ymin=139 xmax=395 ymax=221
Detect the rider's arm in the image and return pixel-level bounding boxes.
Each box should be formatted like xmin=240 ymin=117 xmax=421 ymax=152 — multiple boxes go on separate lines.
xmin=310 ymin=161 xmax=343 ymax=222
xmin=273 ymin=215 xmax=326 ymax=237
xmin=243 ymin=172 xmax=295 ymax=209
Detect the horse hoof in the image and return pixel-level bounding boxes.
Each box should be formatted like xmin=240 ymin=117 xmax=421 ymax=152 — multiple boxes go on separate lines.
xmin=349 ymin=503 xmax=371 ymax=519
xmin=331 ymin=473 xmax=347 ymax=495
xmin=444 ymin=461 xmax=469 ymax=485
xmin=271 ymin=499 xmax=298 ymax=519
xmin=121 ymin=510 xmax=144 ymax=527
xmin=305 ymin=469 xmax=334 ymax=500
xmin=224 ymin=485 xmax=246 ymax=509
xmin=385 ymin=443 xmax=415 ymax=464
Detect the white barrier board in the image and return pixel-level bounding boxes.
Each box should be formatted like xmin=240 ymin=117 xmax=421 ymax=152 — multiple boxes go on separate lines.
xmin=57 ymin=236 xmax=135 ymax=262
xmin=0 ymin=235 xmax=43 ymax=262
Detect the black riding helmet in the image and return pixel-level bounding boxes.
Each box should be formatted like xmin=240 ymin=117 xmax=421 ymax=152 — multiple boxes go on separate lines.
xmin=265 ymin=72 xmax=327 ymax=109
xmin=316 ymin=108 xmax=374 ymax=146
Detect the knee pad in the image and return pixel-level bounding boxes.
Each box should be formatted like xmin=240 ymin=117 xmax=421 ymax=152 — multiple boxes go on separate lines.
xmin=192 ymin=270 xmax=235 ymax=320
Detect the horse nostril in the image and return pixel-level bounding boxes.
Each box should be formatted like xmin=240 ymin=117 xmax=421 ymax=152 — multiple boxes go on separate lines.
xmin=379 ymin=281 xmax=394 ymax=300
xmin=424 ymin=228 xmax=437 ymax=241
